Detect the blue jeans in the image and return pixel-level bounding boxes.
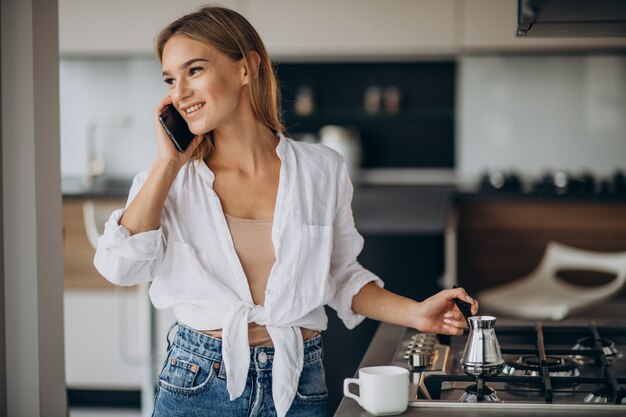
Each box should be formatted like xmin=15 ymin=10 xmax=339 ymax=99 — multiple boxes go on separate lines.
xmin=152 ymin=321 xmax=329 ymax=417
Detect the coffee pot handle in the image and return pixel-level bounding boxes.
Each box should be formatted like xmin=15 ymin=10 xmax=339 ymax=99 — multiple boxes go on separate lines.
xmin=453 ymin=285 xmax=473 ymax=326
xmin=343 ymin=378 xmax=362 ymax=406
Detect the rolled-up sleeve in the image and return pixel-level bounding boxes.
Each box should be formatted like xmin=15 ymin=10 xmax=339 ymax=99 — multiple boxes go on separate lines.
xmin=327 ymin=160 xmax=384 ymax=329
xmin=93 ymin=171 xmax=165 ymax=286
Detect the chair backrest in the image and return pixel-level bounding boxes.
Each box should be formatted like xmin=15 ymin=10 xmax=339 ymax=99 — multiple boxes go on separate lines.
xmin=534 ymin=241 xmax=626 ymax=296
xmin=83 ymin=200 xmax=124 ymax=250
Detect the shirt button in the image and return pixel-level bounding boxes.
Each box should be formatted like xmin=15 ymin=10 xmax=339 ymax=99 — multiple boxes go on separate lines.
xmin=258 ymin=351 xmax=268 ymax=363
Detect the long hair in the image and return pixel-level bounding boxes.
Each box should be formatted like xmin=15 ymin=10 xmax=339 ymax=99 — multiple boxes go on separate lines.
xmin=156 ymin=5 xmax=284 ymax=161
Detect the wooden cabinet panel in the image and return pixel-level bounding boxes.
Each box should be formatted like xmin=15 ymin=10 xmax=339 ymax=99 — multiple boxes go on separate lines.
xmin=456 ymin=200 xmax=626 ymax=294
xmin=63 ymin=198 xmax=125 ymax=289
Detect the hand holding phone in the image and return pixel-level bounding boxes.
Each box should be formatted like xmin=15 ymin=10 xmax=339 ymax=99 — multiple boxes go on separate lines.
xmin=158 ymin=104 xmax=195 ymax=152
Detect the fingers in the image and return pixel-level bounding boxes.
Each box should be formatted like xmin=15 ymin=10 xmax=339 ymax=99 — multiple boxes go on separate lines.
xmin=444 ymin=310 xmax=464 ymax=322
xmin=442 ymin=324 xmax=463 ymax=336
xmin=449 ymin=287 xmax=473 ymax=304
xmin=448 ymin=287 xmax=478 ymax=315
xmin=443 ymin=317 xmax=465 ymax=328
xmin=471 ymin=299 xmax=479 ymax=315
xmin=155 ymin=94 xmax=173 ymax=116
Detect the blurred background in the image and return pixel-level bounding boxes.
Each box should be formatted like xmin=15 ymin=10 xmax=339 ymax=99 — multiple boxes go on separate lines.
xmin=56 ymin=1 xmax=626 ymax=416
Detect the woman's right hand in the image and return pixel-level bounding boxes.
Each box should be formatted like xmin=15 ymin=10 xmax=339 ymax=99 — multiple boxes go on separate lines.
xmin=154 ymin=95 xmax=203 ymax=169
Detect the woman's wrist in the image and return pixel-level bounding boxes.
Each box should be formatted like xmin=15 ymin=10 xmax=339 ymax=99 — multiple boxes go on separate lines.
xmin=152 ymin=157 xmax=184 ymax=175
xmin=405 ymin=300 xmax=424 ymax=331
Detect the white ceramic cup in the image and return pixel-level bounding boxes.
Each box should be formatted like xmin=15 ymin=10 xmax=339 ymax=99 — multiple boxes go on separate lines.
xmin=343 ymin=366 xmax=409 ymax=416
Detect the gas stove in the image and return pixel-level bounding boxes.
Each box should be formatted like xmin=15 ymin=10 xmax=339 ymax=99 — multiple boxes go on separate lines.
xmin=391 ymin=321 xmax=626 ymax=411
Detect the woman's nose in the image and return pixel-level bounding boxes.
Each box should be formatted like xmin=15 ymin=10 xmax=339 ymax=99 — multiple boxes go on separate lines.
xmin=171 ymin=78 xmax=191 ymax=103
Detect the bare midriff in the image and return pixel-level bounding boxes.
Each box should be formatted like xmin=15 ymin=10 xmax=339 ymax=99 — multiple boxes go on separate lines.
xmin=201 ymin=212 xmax=319 ymax=346
xmin=201 ymin=326 xmax=319 ymax=346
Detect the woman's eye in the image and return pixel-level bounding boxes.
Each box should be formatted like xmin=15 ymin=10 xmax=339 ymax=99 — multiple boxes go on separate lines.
xmin=189 ymin=67 xmax=202 ymax=76
xmin=163 ymin=78 xmax=175 ymax=85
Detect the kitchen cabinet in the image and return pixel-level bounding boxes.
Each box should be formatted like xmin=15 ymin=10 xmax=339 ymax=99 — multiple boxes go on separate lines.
xmin=63 ymin=198 xmax=125 ymax=289
xmin=63 ymin=195 xmax=179 ymax=411
xmin=463 ymin=0 xmax=626 ymax=52
xmin=246 ymin=0 xmax=459 ymax=58
xmin=58 ymin=0 xmax=245 ymax=55
xmin=64 ymin=287 xmax=145 ymax=388
xmin=59 ymin=0 xmax=458 ymax=57
xmin=59 ymin=0 xmax=626 ymax=58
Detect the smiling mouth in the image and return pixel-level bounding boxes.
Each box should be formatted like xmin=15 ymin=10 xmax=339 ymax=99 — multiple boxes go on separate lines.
xmin=184 ymin=102 xmax=205 ymax=115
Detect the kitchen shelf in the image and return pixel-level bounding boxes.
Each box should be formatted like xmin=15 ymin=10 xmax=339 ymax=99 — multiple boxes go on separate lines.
xmin=283 ymin=107 xmax=454 ymax=125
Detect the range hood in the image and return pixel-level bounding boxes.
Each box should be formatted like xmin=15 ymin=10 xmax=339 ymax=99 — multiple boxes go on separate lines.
xmin=517 ymin=0 xmax=626 ymax=37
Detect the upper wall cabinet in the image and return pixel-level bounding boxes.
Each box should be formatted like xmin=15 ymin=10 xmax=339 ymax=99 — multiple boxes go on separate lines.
xmin=463 ymin=0 xmax=626 ymax=52
xmin=59 ymin=0 xmax=459 ymax=57
xmin=58 ymin=0 xmax=245 ymax=56
xmin=59 ymin=0 xmax=626 ymax=57
xmin=247 ymin=0 xmax=460 ymax=59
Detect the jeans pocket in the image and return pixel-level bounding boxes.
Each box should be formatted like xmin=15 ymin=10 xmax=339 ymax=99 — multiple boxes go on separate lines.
xmin=158 ymin=346 xmax=216 ymax=395
xmin=295 ymin=358 xmax=328 ymax=402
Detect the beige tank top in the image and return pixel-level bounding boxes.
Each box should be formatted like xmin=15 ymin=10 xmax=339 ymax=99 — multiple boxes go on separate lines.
xmin=201 ymin=213 xmax=318 ymax=346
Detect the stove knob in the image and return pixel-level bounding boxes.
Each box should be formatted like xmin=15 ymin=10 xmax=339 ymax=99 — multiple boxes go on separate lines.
xmin=408 ymin=351 xmax=432 ymax=369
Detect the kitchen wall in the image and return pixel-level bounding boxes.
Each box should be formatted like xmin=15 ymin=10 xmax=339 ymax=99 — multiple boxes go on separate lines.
xmin=457 ymin=54 xmax=626 ymax=181
xmin=60 ymin=54 xmax=626 ymax=180
xmin=60 ymin=58 xmax=162 ymax=178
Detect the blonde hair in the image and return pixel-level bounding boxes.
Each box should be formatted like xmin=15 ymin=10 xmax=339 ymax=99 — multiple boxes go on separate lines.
xmin=156 ymin=5 xmax=284 ymax=161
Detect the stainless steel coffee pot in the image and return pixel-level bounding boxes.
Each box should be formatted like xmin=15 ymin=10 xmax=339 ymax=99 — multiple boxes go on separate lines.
xmin=460 ymin=316 xmax=505 ymax=377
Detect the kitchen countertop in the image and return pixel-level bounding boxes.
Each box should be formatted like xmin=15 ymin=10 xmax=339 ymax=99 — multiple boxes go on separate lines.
xmin=62 ymin=176 xmax=456 ymax=235
xmin=62 ymin=175 xmax=625 ymax=236
xmin=334 ymin=312 xmax=626 ymax=417
xmin=62 ymin=176 xmax=133 ymax=200
xmin=334 ymin=294 xmax=626 ymax=417
xmin=352 ymin=185 xmax=454 ymax=235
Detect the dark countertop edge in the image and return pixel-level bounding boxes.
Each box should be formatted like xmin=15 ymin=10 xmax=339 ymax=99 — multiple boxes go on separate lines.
xmin=62 ymin=181 xmax=626 ymax=203
xmin=63 ymin=193 xmax=128 ymax=200
xmin=454 ymin=191 xmax=626 ymax=203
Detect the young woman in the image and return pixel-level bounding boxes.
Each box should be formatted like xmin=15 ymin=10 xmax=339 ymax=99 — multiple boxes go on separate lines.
xmin=94 ymin=6 xmax=478 ymax=417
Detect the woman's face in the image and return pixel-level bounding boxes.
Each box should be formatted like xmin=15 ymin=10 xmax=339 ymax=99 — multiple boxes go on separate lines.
xmin=161 ymin=35 xmax=247 ymax=135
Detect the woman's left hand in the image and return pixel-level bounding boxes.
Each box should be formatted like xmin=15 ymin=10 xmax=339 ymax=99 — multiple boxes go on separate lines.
xmin=412 ymin=287 xmax=478 ymax=336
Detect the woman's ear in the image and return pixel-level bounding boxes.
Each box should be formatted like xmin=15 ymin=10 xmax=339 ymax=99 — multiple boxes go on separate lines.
xmin=241 ymin=51 xmax=261 ymax=86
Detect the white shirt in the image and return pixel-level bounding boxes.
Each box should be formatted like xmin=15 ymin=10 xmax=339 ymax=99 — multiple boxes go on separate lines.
xmin=93 ymin=133 xmax=383 ymax=417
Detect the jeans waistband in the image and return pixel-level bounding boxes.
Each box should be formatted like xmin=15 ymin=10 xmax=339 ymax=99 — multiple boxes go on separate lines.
xmin=166 ymin=321 xmax=323 ymax=371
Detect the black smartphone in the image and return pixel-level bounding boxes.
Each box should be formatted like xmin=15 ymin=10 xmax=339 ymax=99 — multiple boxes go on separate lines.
xmin=158 ymin=104 xmax=195 ymax=152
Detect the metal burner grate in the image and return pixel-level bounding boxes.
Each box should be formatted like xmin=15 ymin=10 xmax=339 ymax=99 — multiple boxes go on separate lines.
xmin=422 ymin=321 xmax=626 ymax=405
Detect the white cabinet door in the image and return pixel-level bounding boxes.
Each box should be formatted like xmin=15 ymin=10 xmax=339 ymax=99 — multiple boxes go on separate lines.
xmin=246 ymin=0 xmax=460 ymax=58
xmin=64 ymin=285 xmax=177 ymax=388
xmin=64 ymin=288 xmax=147 ymax=388
xmin=462 ymin=0 xmax=626 ymax=52
xmin=59 ymin=0 xmax=246 ymax=55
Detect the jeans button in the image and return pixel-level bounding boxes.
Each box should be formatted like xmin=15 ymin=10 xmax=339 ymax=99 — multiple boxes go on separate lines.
xmin=258 ymin=351 xmax=268 ymax=363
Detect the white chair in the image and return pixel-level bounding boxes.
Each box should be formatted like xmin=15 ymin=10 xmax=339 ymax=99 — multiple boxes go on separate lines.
xmin=82 ymin=199 xmax=123 ymax=249
xmin=478 ymin=241 xmax=626 ymax=320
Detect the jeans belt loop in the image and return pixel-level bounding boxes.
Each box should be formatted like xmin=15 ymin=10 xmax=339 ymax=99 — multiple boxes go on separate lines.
xmin=166 ymin=320 xmax=179 ymax=351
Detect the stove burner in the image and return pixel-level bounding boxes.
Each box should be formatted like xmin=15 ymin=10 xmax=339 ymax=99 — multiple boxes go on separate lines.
xmin=459 ymin=384 xmax=501 ymax=403
xmin=502 ymin=356 xmax=581 ymax=378
xmin=572 ymin=336 xmax=620 ymax=364
xmin=583 ymin=385 xmax=626 ymax=404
